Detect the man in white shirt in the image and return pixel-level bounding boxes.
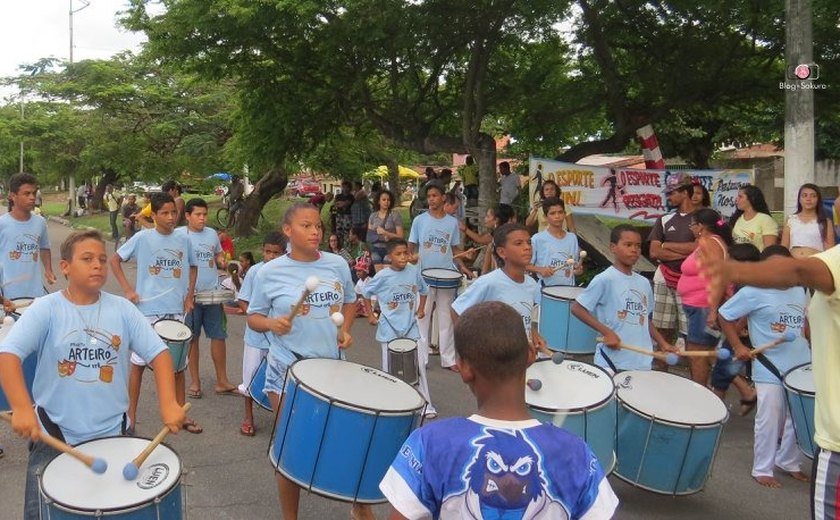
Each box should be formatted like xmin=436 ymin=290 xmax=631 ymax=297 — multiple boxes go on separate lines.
xmin=499 ymin=161 xmax=520 ymax=205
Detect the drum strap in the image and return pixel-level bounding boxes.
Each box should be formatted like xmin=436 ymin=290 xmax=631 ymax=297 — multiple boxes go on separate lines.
xmin=378 ymin=311 xmax=417 ymax=339
xmin=754 ymin=352 xmax=784 ymax=383
xmin=599 ymin=348 xmax=620 ymax=373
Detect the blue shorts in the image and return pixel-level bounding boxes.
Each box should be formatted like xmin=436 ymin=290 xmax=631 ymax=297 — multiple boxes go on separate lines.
xmin=682 ymin=305 xmax=720 ymax=347
xmin=264 ymin=354 xmax=292 ymax=396
xmin=186 ymin=304 xmax=227 ymax=340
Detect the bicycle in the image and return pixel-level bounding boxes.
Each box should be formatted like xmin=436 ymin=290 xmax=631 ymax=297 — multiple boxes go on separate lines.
xmin=216 ymin=199 xmax=268 ymax=229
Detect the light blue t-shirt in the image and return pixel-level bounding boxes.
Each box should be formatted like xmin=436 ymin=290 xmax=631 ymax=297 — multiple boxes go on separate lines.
xmin=719 ymin=286 xmax=811 ymax=384
xmin=248 ymin=252 xmax=356 ymax=365
xmin=452 ymin=269 xmax=540 ymax=340
xmin=239 ymin=261 xmax=270 ymax=350
xmin=408 ymin=212 xmax=461 ymax=270
xmin=576 ymin=266 xmax=655 ymax=371
xmin=379 ymin=415 xmax=618 ymax=520
xmin=0 ymin=292 xmax=167 ymax=445
xmin=0 ymin=212 xmax=50 ymax=299
xmin=116 ymin=228 xmax=194 ymax=316
xmin=362 ymin=265 xmax=428 ymax=342
xmin=530 ymin=229 xmax=580 ymax=287
xmin=176 ymin=226 xmax=222 ymax=293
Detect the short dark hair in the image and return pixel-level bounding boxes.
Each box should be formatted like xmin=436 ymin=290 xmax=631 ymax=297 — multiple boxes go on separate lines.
xmin=454 ymin=301 xmax=529 ymax=381
xmin=185 ymin=198 xmax=208 ymax=214
xmin=444 ymin=192 xmax=460 ymax=206
xmin=263 ymin=231 xmax=287 ymax=248
xmin=541 ymin=196 xmax=565 ymax=215
xmin=728 ymin=243 xmax=761 ymax=262
xmin=150 ymin=192 xmax=175 ymax=213
xmin=9 ymin=173 xmax=38 ymax=194
xmin=240 ymin=251 xmax=255 ymax=265
xmin=61 ymin=230 xmax=104 ymax=262
xmin=760 ymin=244 xmax=792 ymax=260
xmin=282 ymin=202 xmax=319 ymax=225
xmin=161 ymin=180 xmax=181 ymax=194
xmin=424 ymin=181 xmax=445 ymax=196
xmin=492 ymin=223 xmax=529 ymax=267
xmin=610 ymin=224 xmax=640 ymax=244
xmin=386 ymin=238 xmax=408 ymax=254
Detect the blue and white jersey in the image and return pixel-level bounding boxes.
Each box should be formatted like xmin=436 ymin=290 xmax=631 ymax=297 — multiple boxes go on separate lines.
xmin=379 ymin=415 xmax=619 ymax=519
xmin=247 ymin=252 xmax=355 ymax=365
xmin=363 ymin=265 xmax=428 ymax=342
xmin=530 ymin=230 xmax=580 ymax=287
xmin=0 ymin=292 xmax=166 ymax=445
xmin=408 ymin=212 xmax=461 ymax=270
xmin=0 ymin=212 xmax=50 ymax=299
xmin=719 ymin=286 xmax=811 ymax=384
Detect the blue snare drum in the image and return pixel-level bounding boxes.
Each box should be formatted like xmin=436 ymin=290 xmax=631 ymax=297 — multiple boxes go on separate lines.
xmin=248 ymin=357 xmax=273 ymax=412
xmin=421 ymin=268 xmax=462 ymax=289
xmin=39 ymin=437 xmax=183 ymax=519
xmin=269 ymin=359 xmax=425 ymax=503
xmin=613 ymin=371 xmax=728 ymax=495
xmin=526 ymin=359 xmax=616 ymax=473
xmin=539 ymin=286 xmax=598 ymax=354
xmin=784 ymin=363 xmax=816 ymax=459
xmin=0 ymin=319 xmax=33 ymax=412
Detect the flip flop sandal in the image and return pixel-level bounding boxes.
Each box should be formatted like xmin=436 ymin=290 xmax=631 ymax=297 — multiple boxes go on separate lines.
xmin=239 ymin=421 xmax=256 ymax=437
xmin=188 ymin=388 xmax=202 ymax=399
xmin=183 ymin=420 xmax=203 ymax=434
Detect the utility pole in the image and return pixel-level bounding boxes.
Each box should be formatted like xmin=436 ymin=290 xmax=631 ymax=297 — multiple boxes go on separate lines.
xmin=68 ymin=0 xmax=90 ymax=215
xmin=18 ymin=99 xmax=24 ymax=174
xmin=783 ymin=0 xmax=815 ymax=215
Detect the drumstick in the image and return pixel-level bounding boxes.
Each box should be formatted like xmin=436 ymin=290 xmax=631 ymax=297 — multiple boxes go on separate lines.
xmin=331 ymin=311 xmax=346 ymax=344
xmin=595 ymin=336 xmax=679 ymax=365
xmin=10 ymin=299 xmax=36 ymax=312
xmin=288 ymin=276 xmax=320 ymax=323
xmin=0 ymin=412 xmax=107 ymax=474
xmin=750 ymin=331 xmax=798 ymax=357
xmin=122 ymin=403 xmax=191 ymax=480
xmin=453 ymin=245 xmax=487 ymax=260
xmin=138 ymin=287 xmax=174 ymax=303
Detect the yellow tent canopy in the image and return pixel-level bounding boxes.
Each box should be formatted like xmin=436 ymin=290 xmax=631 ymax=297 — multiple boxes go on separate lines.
xmin=362 ymin=165 xmax=420 ymax=180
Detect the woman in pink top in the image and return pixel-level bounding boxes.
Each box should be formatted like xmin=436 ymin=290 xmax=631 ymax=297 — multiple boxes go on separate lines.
xmin=678 ymin=208 xmax=733 ymax=385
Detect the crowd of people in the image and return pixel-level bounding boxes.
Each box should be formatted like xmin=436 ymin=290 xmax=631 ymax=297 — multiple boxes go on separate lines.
xmin=1 ymin=167 xmax=839 ymax=519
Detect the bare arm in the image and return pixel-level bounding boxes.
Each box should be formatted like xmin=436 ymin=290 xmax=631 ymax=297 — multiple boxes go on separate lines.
xmin=649 ymin=240 xmax=696 ymax=262
xmin=109 ymin=254 xmax=139 ymax=303
xmin=41 ymin=249 xmax=56 ymax=284
xmin=762 ymin=234 xmax=778 ymax=248
xmin=719 ymin=317 xmax=751 ymax=361
xmin=826 ymin=225 xmax=836 ymax=250
xmin=148 ymin=351 xmax=184 ymax=433
xmin=781 ymin=224 xmax=791 ymax=249
xmin=571 ymin=302 xmax=619 ymax=347
xmin=0 ymin=353 xmax=38 ymax=440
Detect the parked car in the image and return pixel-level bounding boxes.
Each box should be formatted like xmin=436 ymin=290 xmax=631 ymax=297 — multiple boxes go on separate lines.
xmin=295 ymin=180 xmax=322 ymax=198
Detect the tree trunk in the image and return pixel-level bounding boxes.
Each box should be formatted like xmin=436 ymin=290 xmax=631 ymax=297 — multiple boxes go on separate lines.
xmin=474 ymin=132 xmax=497 ymax=231
xmin=385 ymin=158 xmax=400 ymax=195
xmin=93 ymin=169 xmax=119 ymax=211
xmin=233 ymin=166 xmax=288 ymax=236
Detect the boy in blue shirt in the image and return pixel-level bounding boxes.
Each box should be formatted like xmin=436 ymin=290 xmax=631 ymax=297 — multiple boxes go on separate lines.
xmin=111 ymin=192 xmax=199 ymax=433
xmin=718 ymin=245 xmax=811 ymax=488
xmin=362 ymin=239 xmax=435 ymax=417
xmin=236 ymin=231 xmax=286 ymax=436
xmin=177 ymin=198 xmax=237 ymax=399
xmin=528 ymin=197 xmax=583 ymax=286
xmin=0 ymin=230 xmax=184 ymax=519
xmin=380 ymin=301 xmax=618 ymax=519
xmin=0 ymin=173 xmax=56 ymax=301
xmin=572 ymin=225 xmax=675 ymax=372
xmin=408 ymin=181 xmax=471 ymax=371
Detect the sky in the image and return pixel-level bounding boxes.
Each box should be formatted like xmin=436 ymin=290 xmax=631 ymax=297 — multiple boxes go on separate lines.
xmin=0 ymin=0 xmax=147 ymax=98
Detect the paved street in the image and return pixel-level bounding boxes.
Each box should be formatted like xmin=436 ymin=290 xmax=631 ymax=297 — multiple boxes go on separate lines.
xmin=0 ymin=219 xmax=812 ymax=519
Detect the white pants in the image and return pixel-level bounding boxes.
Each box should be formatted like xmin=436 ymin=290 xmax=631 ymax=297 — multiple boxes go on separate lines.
xmin=753 ymin=382 xmax=801 ymax=477
xmin=418 ymin=287 xmax=456 ymax=367
xmin=238 ymin=344 xmax=268 ymax=396
xmin=381 ymin=342 xmax=435 ymax=413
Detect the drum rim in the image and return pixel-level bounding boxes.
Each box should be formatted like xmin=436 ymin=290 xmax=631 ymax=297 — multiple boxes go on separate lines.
xmin=783 ymin=362 xmax=815 ymax=396
xmin=420 ymin=268 xmax=462 ymax=279
xmin=153 ymin=319 xmax=193 ymax=342
xmin=540 ymin=285 xmax=582 ymax=300
xmin=387 ymin=337 xmax=418 ymax=353
xmin=614 ymin=371 xmax=729 ymax=427
xmin=526 ymin=359 xmax=615 ymax=413
xmin=39 ymin=436 xmax=183 ymax=513
xmin=248 ymin=356 xmax=273 ymax=412
xmin=289 ymin=359 xmax=427 ymax=415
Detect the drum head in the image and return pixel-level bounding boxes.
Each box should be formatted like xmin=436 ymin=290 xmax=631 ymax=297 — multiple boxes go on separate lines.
xmin=153 ymin=320 xmax=191 ymax=342
xmin=541 ymin=286 xmax=584 ymax=301
xmin=614 ymin=370 xmax=728 ymax=426
xmin=40 ymin=437 xmax=181 ymax=512
xmin=290 ymin=359 xmax=425 ymax=413
xmin=526 ymin=360 xmax=614 ymax=412
xmin=784 ymin=363 xmax=814 ymax=394
xmin=387 ymin=338 xmax=417 ymax=353
xmin=421 ymin=268 xmax=461 ymax=280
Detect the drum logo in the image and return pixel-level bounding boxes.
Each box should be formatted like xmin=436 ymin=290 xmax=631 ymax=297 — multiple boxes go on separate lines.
xmin=137 ymin=463 xmax=170 ymax=490
xmin=565 ymin=363 xmax=599 ymax=378
xmin=616 ymin=374 xmax=633 ymax=389
xmin=361 ymin=366 xmax=399 ymax=384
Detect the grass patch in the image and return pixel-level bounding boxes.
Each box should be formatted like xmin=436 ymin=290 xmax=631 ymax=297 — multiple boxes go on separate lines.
xmin=596 ymin=215 xmax=653 ymax=230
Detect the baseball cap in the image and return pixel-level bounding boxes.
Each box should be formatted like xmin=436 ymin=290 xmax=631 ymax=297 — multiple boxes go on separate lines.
xmin=664 ymin=172 xmax=694 ymax=194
